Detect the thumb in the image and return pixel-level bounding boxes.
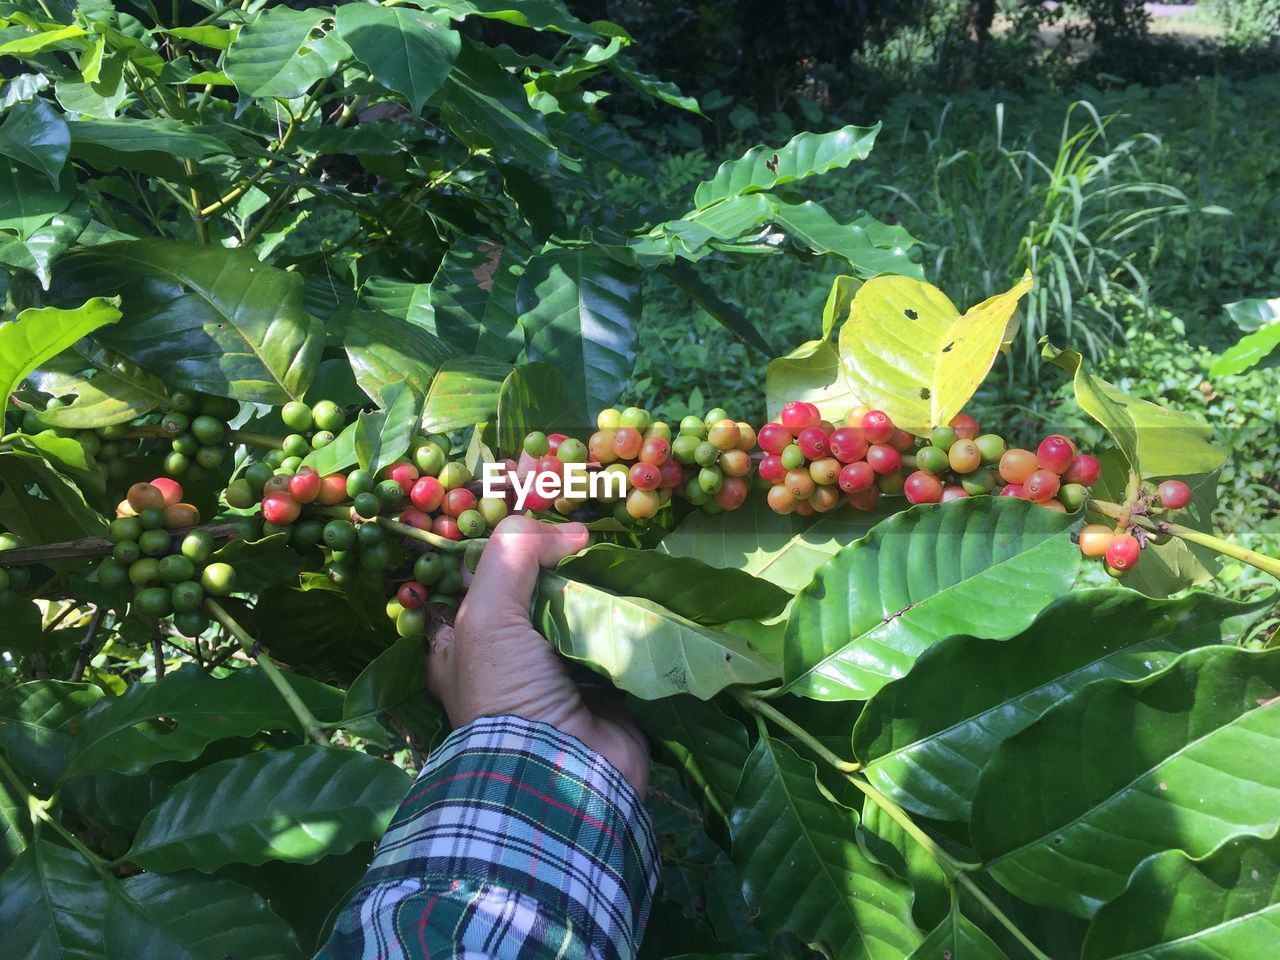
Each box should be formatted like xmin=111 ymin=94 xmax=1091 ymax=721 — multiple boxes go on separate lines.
xmin=464 ymin=516 xmax=588 ymax=620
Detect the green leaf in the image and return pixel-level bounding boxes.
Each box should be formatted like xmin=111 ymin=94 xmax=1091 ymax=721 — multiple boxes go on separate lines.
xmin=437 ymin=40 xmax=560 ymax=170
xmin=52 ymin=240 xmax=322 ymax=404
xmin=1211 ymin=297 xmax=1280 ymax=377
xmin=430 ymin=0 xmax=599 ymax=39
xmin=0 ymin=681 xmax=104 ymax=792
xmin=0 ymin=98 xmax=68 ymax=187
xmin=344 ymin=307 xmax=457 ymax=402
xmin=972 ymin=645 xmax=1280 ymax=918
xmin=0 ymin=776 xmax=31 ymax=873
xmin=253 ymin=584 xmax=394 ymax=683
xmin=1083 ymin=829 xmax=1280 ymax=959
xmin=837 ymin=274 xmax=1033 ymax=435
xmin=783 ymin=497 xmax=1081 ymax=701
xmin=0 ymin=202 xmax=88 ymax=288
xmin=534 ymin=572 xmax=780 ymax=699
xmin=1043 ymin=342 xmax=1226 ymax=478
xmin=854 ymin=590 xmax=1270 ymax=822
xmin=609 ymin=56 xmax=701 ymax=113
xmin=343 ymin=633 xmax=428 ymax=721
xmin=300 ymin=420 xmax=360 ymax=476
xmin=768 ymin=200 xmax=923 ymax=280
xmin=354 ymin=379 xmax=419 ymax=475
xmin=126 ymin=745 xmax=412 ymax=872
xmin=729 ymin=736 xmax=921 ymax=958
xmin=224 ymin=7 xmax=350 ymax=100
xmin=161 ymin=26 xmax=237 ymax=50
xmin=429 ymin=238 xmax=523 ymax=356
xmin=694 ymin=124 xmax=880 ymax=207
xmin=0 ymin=24 xmax=88 ymax=57
xmin=335 ymin=5 xmax=458 ymax=113
xmin=202 ymin=534 xmax=303 ymax=593
xmin=0 ymin=840 xmax=305 ymax=960
xmin=0 ymin=593 xmax=46 ymax=656
xmin=28 ymin=340 xmax=167 ymax=429
xmin=518 ymin=246 xmax=640 ymax=416
xmin=67 ymin=118 xmax=230 ymax=166
xmin=0 ymin=298 xmax=120 ymax=404
xmin=859 ymin=798 xmax=950 ymax=931
xmin=359 ymin=277 xmax=435 ymax=332
xmin=0 ymin=161 xmax=72 ymax=236
xmin=495 ymin=361 xmax=590 ymax=458
xmin=907 ymin=902 xmax=1009 ymax=960
xmin=657 ymin=495 xmax=895 ymax=593
xmin=765 ymin=339 xmax=859 ymax=424
xmin=556 ymin=543 xmax=790 ymax=624
xmin=64 ymin=667 xmax=343 ymax=779
xmin=421 ymin=356 xmax=511 ymax=434
xmin=0 ymin=443 xmax=107 ymax=544
xmin=629 ymin=695 xmax=748 ymax=819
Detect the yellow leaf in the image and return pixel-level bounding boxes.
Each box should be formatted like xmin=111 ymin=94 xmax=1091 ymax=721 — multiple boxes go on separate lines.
xmin=837 ymin=272 xmax=1032 ymax=434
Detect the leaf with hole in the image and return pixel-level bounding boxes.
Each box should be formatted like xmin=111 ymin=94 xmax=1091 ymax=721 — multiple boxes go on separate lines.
xmin=225 ymin=7 xmax=350 ymax=100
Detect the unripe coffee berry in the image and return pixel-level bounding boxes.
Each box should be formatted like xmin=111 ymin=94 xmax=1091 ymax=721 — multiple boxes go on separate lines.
xmin=948 ymin=440 xmax=981 ymax=474
xmin=613 ymin=427 xmax=643 ymax=461
xmin=457 ymin=510 xmax=487 ymax=538
xmin=766 ymin=484 xmax=796 ymax=514
xmin=780 ymin=444 xmax=806 ymax=470
xmin=317 ymin=473 xmax=349 ymax=505
xmin=1077 ymin=524 xmax=1114 ymax=557
xmin=998 ymin=448 xmax=1037 ymax=484
xmin=597 ymin=408 xmax=622 ymax=430
xmin=930 ymin=426 xmax=958 ymax=452
xmin=808 ymin=458 xmax=840 ymax=486
xmin=312 ymin=400 xmax=345 ymax=432
xmin=707 ymin=419 xmax=741 ymax=452
xmin=523 ymin=432 xmax=550 ymax=457
xmin=557 ymin=438 xmax=589 ymax=463
xmin=915 ymin=446 xmax=949 ymax=475
xmin=1058 ymin=482 xmax=1088 ymax=511
xmin=785 ymin=469 xmax=815 ymax=499
xmin=626 ymin=488 xmax=660 ymax=519
xmin=589 ymin=431 xmax=618 ymax=464
xmin=975 ymin=434 xmax=1007 ymax=464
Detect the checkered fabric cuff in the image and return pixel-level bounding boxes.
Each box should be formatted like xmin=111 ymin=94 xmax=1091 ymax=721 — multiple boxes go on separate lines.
xmin=317 ymin=715 xmax=658 ymax=960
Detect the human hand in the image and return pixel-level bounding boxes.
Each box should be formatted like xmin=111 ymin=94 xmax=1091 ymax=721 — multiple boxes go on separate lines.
xmin=426 ymin=515 xmax=650 ymax=793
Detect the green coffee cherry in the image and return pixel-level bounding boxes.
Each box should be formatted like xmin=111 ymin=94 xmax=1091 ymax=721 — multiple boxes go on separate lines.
xmin=914 ymin=446 xmax=949 ymax=475
xmin=139 ymin=529 xmax=171 ymax=557
xmin=346 ymin=470 xmax=374 ymax=499
xmin=135 ymin=586 xmax=171 ymax=617
xmin=311 ymin=430 xmax=335 ymax=450
xmin=191 ymin=415 xmax=226 ymax=445
xmin=353 ymin=493 xmax=381 ymax=520
xmin=112 ymin=541 xmax=141 ymax=564
xmin=457 ymin=509 xmax=487 ymax=539
xmin=930 ymin=425 xmax=958 ymax=453
xmin=96 ymin=558 xmax=128 ymax=590
xmin=173 ymin=610 xmax=209 ymax=637
xmin=311 ymin=400 xmax=345 ymax=432
xmin=375 ymin=479 xmax=403 ymax=506
xmin=171 ymin=433 xmax=199 ymax=456
xmin=171 ymin=580 xmax=204 ymax=614
xmin=323 ymin=520 xmax=358 ymax=551
xmin=224 ymin=479 xmax=256 ymax=509
xmin=413 ymin=552 xmax=443 ymax=586
xmin=294 ymin=520 xmax=324 ymax=549
xmin=282 ymin=434 xmax=310 ymax=459
xmin=158 ymin=555 xmax=196 ymax=583
xmin=523 ymin=432 xmax=550 ymax=458
xmin=200 ymin=562 xmax=237 ymax=596
xmin=396 ymin=607 xmax=427 ymax=637
xmin=109 ymin=517 xmax=142 ymax=543
xmin=281 ymin=401 xmax=313 ymax=432
xmin=975 ymin=434 xmax=1006 ymax=464
xmin=128 ymin=558 xmax=160 ymax=587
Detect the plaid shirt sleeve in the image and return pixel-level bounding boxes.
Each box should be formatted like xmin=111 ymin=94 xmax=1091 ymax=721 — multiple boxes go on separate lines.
xmin=314 ymin=715 xmax=659 ymax=960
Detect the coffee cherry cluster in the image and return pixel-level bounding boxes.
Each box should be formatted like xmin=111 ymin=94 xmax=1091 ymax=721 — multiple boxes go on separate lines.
xmin=902 ymin=420 xmax=1100 ymax=514
xmin=519 ymin=405 xmax=757 ymax=524
xmin=92 ymin=478 xmax=233 ymax=636
xmin=759 ymin=401 xmax=912 ymax=515
xmin=157 ymin=392 xmax=240 ymax=478
xmin=17 ymin=402 xmax=141 ymax=485
xmin=1077 ymin=478 xmax=1192 ymax=577
xmin=237 ymin=431 xmax=502 ymax=637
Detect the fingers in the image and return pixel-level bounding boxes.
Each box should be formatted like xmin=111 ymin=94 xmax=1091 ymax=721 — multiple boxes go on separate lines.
xmin=463 ymin=515 xmax=588 ymax=622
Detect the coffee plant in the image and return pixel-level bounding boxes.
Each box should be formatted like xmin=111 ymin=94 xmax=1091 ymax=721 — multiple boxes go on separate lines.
xmin=2 ymin=1 xmax=1279 ymax=958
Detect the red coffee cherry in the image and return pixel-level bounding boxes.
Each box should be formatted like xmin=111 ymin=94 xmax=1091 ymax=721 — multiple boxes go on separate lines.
xmin=757 ymin=422 xmax=793 ymax=455
xmin=628 ymin=462 xmax=661 ymax=491
xmin=1157 ymin=479 xmax=1192 ymax=509
xmin=1063 ymin=454 xmax=1101 ymax=486
xmin=838 ymin=461 xmax=875 ymax=493
xmin=780 ymin=401 xmax=821 ymax=431
xmin=1024 ymin=469 xmax=1062 ymax=502
xmin=411 ymin=476 xmax=445 ymax=513
xmin=1105 ymin=533 xmax=1141 ymax=570
xmin=904 ymin=470 xmax=943 ymax=504
xmin=759 ymin=454 xmax=787 ymax=484
xmin=1036 ymin=435 xmax=1076 ymax=474
xmin=796 ymin=427 xmax=829 ymax=460
xmin=866 ymin=443 xmax=902 ymax=475
xmin=860 ymin=410 xmax=895 ymax=444
xmin=261 ymin=492 xmax=300 ymax=525
xmin=828 ymin=427 xmax=868 ymax=463
xmin=847 ymin=487 xmax=879 ymax=511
